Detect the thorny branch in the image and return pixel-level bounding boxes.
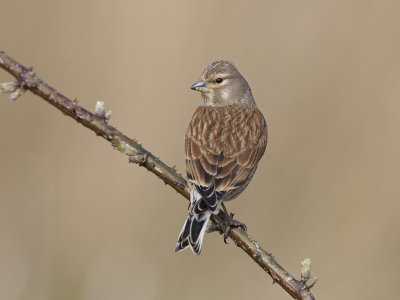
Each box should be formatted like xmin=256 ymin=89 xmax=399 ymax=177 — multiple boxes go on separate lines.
xmin=0 ymin=51 xmax=317 ymax=299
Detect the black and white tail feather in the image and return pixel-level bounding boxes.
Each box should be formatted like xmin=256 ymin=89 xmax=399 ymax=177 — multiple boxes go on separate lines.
xmin=175 ymin=189 xmax=218 ymax=254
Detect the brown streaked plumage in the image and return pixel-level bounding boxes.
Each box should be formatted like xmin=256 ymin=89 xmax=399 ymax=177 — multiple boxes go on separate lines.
xmin=176 ymin=60 xmax=268 ymax=254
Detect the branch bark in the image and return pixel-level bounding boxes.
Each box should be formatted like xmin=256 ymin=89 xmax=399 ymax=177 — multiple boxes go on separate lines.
xmin=0 ymin=51 xmax=317 ymax=299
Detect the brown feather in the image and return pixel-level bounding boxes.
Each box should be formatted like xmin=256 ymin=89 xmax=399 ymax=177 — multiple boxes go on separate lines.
xmin=216 ymin=159 xmax=237 ymax=178
xmin=199 ymin=155 xmax=217 ymax=175
xmin=185 ymin=105 xmax=267 ymax=201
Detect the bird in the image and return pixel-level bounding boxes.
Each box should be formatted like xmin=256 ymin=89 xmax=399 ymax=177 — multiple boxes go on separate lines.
xmin=175 ymin=60 xmax=268 ymax=255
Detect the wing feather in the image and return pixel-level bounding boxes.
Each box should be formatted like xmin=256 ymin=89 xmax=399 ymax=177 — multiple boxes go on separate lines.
xmin=185 ymin=105 xmax=267 ymax=211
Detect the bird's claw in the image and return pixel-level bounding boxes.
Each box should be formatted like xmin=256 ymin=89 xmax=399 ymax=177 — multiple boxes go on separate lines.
xmin=223 ymin=212 xmax=247 ymax=243
xmin=229 ymin=213 xmax=247 ymax=231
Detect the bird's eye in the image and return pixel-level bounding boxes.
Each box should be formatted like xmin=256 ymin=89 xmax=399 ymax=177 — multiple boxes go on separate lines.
xmin=216 ymin=78 xmax=223 ymax=83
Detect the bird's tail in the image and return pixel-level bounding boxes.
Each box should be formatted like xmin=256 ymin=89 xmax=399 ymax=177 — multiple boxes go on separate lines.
xmin=175 ymin=211 xmax=211 ymax=255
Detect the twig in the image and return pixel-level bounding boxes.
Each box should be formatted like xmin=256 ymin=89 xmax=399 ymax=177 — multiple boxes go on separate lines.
xmin=0 ymin=51 xmax=316 ymax=299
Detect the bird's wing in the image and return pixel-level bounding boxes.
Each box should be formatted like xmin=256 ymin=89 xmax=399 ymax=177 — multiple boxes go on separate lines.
xmin=185 ymin=105 xmax=267 ymax=214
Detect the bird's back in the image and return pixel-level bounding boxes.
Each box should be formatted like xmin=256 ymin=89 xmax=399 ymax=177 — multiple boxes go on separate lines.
xmin=185 ymin=104 xmax=267 ymax=204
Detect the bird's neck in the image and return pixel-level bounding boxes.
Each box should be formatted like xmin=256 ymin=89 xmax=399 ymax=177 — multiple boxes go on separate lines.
xmin=200 ymin=89 xmax=256 ymax=107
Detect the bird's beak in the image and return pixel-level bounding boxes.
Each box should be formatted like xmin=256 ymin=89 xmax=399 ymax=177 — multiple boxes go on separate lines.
xmin=190 ymin=80 xmax=209 ymax=92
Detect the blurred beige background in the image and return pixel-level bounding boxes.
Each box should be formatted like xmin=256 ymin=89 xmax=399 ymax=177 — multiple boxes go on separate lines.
xmin=1 ymin=0 xmax=399 ymax=299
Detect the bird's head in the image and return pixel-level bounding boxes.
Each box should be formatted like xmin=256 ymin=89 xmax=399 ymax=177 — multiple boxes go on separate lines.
xmin=190 ymin=60 xmax=254 ymax=106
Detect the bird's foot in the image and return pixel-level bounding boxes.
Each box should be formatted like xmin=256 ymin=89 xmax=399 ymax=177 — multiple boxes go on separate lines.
xmin=223 ymin=212 xmax=247 ymax=243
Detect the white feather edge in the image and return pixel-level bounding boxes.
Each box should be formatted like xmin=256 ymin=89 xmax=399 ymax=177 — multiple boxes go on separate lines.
xmin=176 ymin=189 xmax=214 ymax=254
